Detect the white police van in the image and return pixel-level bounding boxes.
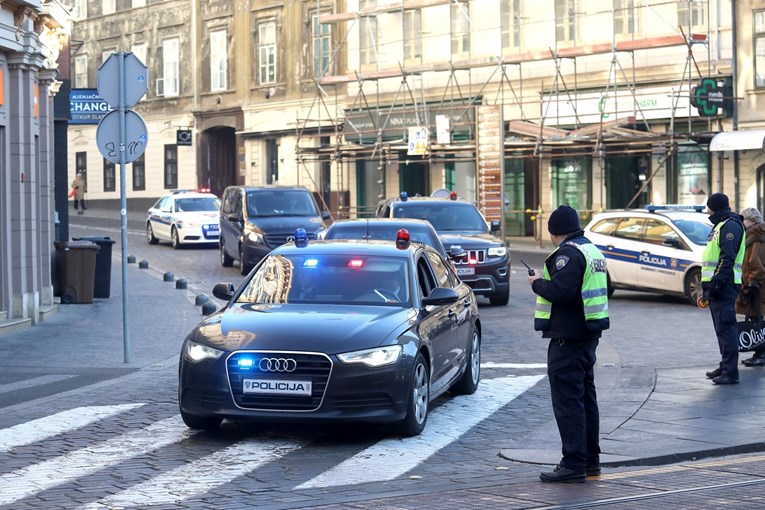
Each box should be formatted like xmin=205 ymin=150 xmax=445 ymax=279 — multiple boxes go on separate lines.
xmin=584 ymin=205 xmax=713 ymax=305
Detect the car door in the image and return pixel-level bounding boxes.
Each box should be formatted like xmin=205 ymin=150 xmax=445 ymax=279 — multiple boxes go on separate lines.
xmin=601 ymin=216 xmax=644 ymax=288
xmin=425 ymin=250 xmax=469 ymax=371
xmin=154 ymin=196 xmax=172 ymax=240
xmin=415 ymin=253 xmax=457 ymax=395
xmin=636 ymin=218 xmax=687 ymax=294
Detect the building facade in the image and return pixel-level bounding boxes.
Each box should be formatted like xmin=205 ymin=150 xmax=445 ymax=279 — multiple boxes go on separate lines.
xmin=0 ymin=0 xmax=69 ymax=328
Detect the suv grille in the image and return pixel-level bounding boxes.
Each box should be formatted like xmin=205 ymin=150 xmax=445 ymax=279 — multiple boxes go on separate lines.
xmin=265 ymin=233 xmax=317 ymax=248
xmin=227 ymin=351 xmax=332 ymax=411
xmin=453 ymin=249 xmax=486 ymax=265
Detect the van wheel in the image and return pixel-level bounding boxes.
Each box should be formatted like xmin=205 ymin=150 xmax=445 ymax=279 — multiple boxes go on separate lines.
xmin=220 ymin=241 xmax=233 ymax=267
xmin=239 ymin=245 xmax=251 ymax=275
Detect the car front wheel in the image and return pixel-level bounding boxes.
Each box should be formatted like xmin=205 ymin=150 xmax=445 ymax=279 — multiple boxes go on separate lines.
xmin=146 ymin=223 xmax=159 ymax=245
xmin=489 ymin=286 xmax=510 ymax=306
xmin=685 ymin=268 xmax=702 ymax=306
xmin=171 ymin=227 xmax=181 ymax=249
xmin=452 ymin=326 xmax=480 ymax=395
xmin=180 ymin=409 xmax=222 ymax=431
xmin=397 ymin=352 xmax=429 ymax=437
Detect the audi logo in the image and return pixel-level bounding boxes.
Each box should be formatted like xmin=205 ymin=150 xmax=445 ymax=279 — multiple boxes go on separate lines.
xmin=258 ymin=357 xmax=298 ymax=373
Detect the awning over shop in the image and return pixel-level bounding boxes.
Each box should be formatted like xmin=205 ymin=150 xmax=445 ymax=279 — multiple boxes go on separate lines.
xmin=709 ymin=130 xmax=765 ymax=152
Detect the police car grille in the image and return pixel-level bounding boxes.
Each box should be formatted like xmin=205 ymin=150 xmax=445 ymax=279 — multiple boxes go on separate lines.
xmin=453 ymin=249 xmax=486 ymax=265
xmin=227 ymin=352 xmax=331 ymax=411
xmin=265 ymin=233 xmax=317 ymax=248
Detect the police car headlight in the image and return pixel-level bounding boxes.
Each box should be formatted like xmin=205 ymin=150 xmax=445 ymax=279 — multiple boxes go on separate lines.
xmin=488 ymin=247 xmax=507 ymax=257
xmin=185 ymin=341 xmax=224 ymax=363
xmin=338 ymin=345 xmax=402 ymax=367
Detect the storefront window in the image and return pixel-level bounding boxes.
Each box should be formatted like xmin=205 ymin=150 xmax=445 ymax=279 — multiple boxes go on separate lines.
xmin=552 ymin=157 xmax=590 ymax=222
xmin=675 ymin=145 xmax=709 ymax=205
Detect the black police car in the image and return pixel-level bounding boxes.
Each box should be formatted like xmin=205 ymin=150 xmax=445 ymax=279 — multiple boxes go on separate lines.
xmin=375 ymin=192 xmax=510 ymax=306
xmin=178 ymin=229 xmax=481 ymax=437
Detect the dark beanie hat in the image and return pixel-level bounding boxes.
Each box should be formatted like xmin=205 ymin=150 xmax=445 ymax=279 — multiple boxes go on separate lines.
xmin=706 ymin=192 xmax=729 ymax=212
xmin=548 ymin=205 xmax=581 ymax=235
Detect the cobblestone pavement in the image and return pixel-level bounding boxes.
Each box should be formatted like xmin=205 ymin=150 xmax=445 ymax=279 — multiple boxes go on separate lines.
xmin=0 ymin=210 xmax=762 ymax=508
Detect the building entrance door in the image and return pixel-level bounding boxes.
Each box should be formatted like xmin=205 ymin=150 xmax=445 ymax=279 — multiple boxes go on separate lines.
xmin=606 ymin=155 xmax=646 ymax=209
xmin=399 ymin=161 xmax=428 ymax=197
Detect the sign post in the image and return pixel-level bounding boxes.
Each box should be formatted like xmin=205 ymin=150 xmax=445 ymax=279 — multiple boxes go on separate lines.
xmin=96 ymin=52 xmax=148 ymax=363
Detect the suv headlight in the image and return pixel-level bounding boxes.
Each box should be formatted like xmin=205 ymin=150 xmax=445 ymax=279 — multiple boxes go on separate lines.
xmin=185 ymin=341 xmax=224 ymax=362
xmin=338 ymin=345 xmax=402 ymax=367
xmin=488 ymin=246 xmax=507 ymax=257
xmin=244 ymin=224 xmax=264 ymax=243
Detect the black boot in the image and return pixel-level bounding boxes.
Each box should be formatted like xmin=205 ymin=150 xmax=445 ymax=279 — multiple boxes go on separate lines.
xmin=540 ymin=465 xmax=586 ymax=483
xmin=743 ymin=353 xmax=765 ymax=367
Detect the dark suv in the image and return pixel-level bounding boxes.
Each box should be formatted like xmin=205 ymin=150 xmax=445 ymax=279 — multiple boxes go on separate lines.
xmin=219 ymin=185 xmax=330 ymax=274
xmin=375 ymin=193 xmax=510 ymax=305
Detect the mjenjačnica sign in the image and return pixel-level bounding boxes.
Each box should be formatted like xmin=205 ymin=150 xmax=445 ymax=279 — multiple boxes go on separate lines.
xmin=70 ymin=89 xmax=112 ymax=125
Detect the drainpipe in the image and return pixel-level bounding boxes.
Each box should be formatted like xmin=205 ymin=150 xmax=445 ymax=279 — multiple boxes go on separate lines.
xmin=732 ymin=0 xmax=739 ymax=208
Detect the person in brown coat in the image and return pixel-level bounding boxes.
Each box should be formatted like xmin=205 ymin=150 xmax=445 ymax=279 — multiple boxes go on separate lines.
xmin=71 ymin=173 xmax=87 ymax=215
xmin=735 ymin=207 xmax=765 ymax=366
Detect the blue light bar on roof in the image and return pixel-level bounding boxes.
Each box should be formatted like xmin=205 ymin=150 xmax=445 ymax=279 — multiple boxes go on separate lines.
xmin=645 ymin=204 xmax=706 ymax=213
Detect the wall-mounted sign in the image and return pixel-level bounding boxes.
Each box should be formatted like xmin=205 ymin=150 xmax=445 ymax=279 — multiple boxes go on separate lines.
xmin=177 ymin=129 xmax=192 ymax=146
xmin=691 ymin=77 xmax=731 ymax=117
xmin=70 ymin=88 xmax=111 ymax=124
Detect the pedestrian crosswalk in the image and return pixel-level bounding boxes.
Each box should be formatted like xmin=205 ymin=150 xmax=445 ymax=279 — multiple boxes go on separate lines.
xmin=0 ymin=375 xmax=544 ymax=507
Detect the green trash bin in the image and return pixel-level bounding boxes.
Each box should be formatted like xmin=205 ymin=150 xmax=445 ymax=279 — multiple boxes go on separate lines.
xmin=72 ymin=236 xmax=115 ymax=298
xmin=54 ymin=241 xmax=99 ymax=304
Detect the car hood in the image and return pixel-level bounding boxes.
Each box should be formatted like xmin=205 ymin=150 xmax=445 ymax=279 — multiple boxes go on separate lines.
xmin=180 ymin=212 xmax=218 ymax=222
xmin=246 ymin=216 xmax=325 ymax=233
xmin=195 ymin=304 xmax=414 ymax=353
xmin=439 ymin=232 xmax=502 ymax=249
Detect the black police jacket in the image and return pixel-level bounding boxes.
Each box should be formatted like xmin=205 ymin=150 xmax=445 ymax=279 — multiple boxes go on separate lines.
xmin=531 ymin=230 xmax=604 ymax=341
xmin=703 ymin=208 xmax=744 ymax=301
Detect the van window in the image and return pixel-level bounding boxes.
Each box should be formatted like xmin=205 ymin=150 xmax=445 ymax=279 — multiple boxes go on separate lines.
xmin=246 ymin=190 xmax=319 ymax=217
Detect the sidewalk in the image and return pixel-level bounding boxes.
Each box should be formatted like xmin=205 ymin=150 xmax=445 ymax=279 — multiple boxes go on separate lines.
xmin=3 ymin=208 xmax=765 ymax=473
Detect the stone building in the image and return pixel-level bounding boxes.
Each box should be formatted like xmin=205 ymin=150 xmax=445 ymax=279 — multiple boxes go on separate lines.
xmin=0 ymin=0 xmax=69 ymax=331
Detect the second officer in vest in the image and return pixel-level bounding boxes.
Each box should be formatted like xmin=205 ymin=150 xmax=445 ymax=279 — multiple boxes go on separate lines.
xmin=528 ymin=205 xmax=609 ymax=483
xmin=703 ymin=192 xmax=746 ymax=385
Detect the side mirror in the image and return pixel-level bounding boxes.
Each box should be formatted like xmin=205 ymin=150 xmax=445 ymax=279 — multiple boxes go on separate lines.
xmin=322 ymin=210 xmax=331 ymax=220
xmin=212 ymin=282 xmax=236 ymax=301
xmin=422 ymin=287 xmax=459 ymax=306
xmin=662 ymin=238 xmax=681 ymax=248
xmin=161 ymin=207 xmax=172 ymax=213
xmin=228 ymin=214 xmax=242 ymax=224
xmin=490 ymin=220 xmax=501 ymax=232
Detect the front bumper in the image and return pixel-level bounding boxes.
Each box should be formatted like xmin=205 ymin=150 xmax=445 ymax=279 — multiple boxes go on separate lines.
xmin=179 ymin=350 xmax=413 ymax=424
xmin=178 ymin=224 xmax=219 ymax=243
xmin=456 ymin=259 xmax=510 ymax=297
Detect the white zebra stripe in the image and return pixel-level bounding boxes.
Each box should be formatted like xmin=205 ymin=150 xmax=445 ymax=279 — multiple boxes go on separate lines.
xmin=82 ymin=438 xmax=307 ymax=508
xmin=0 ymin=404 xmax=144 ymax=454
xmin=295 ymin=375 xmax=544 ymax=489
xmin=0 ymin=414 xmax=193 ymax=506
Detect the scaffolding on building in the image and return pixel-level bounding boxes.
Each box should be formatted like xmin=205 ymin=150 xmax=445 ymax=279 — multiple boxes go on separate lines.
xmin=294 ymin=0 xmax=723 ymax=229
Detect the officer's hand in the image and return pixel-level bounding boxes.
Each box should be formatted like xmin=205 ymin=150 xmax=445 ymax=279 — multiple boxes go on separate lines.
xmin=750 ymin=281 xmax=761 ymax=289
xmin=709 ymin=280 xmax=723 ymax=299
xmin=702 ymin=289 xmax=711 ymax=302
xmin=528 ymin=272 xmax=542 ymax=286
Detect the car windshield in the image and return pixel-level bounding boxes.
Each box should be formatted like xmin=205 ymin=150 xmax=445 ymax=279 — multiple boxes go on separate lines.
xmin=393 ymin=203 xmax=488 ymax=232
xmin=236 ymin=254 xmax=410 ymax=306
xmin=673 ymin=219 xmax=712 ymax=245
xmin=327 ymin=223 xmax=440 ymax=252
xmin=246 ymin=190 xmax=319 ymax=217
xmin=175 ymin=197 xmax=220 ymax=212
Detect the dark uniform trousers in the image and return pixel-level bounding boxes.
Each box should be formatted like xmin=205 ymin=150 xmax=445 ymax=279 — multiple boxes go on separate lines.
xmin=710 ymin=297 xmax=739 ymax=377
xmin=547 ymin=337 xmax=600 ymax=472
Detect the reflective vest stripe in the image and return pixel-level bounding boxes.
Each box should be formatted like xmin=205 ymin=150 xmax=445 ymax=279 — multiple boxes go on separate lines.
xmin=701 ymin=219 xmax=745 ymax=285
xmin=534 ymin=241 xmax=609 ymax=326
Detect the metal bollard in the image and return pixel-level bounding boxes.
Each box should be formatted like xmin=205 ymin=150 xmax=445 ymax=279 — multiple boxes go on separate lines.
xmin=195 ymin=294 xmax=209 ymax=306
xmin=176 ymin=279 xmax=187 ymax=289
xmin=163 ymin=272 xmax=174 ymax=282
xmin=201 ymin=302 xmax=217 ymax=316
xmin=127 ymin=255 xmax=136 ymax=263
xmin=138 ymin=260 xmax=149 ymax=269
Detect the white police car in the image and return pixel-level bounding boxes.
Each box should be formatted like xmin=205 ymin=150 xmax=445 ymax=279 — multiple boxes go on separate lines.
xmin=146 ymin=190 xmax=221 ymax=249
xmin=584 ymin=205 xmax=713 ymax=304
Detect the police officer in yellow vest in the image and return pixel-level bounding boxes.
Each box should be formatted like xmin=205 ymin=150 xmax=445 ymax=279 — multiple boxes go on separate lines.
xmin=703 ymin=192 xmax=746 ymax=385
xmin=528 ymin=205 xmax=609 ymax=483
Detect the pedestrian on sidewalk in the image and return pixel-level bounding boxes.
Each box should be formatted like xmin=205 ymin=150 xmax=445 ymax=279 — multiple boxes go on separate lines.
xmin=703 ymin=192 xmax=746 ymax=385
xmin=71 ymin=173 xmax=87 ymax=215
xmin=527 ymin=205 xmax=609 ymax=483
xmin=736 ymin=207 xmax=765 ymax=367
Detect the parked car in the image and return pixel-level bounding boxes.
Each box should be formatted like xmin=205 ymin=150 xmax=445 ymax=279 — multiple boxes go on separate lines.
xmin=146 ymin=190 xmax=221 ymax=249
xmin=375 ymin=192 xmax=510 ymax=306
xmin=178 ymin=229 xmax=481 ymax=437
xmin=321 ymin=218 xmax=450 ymax=259
xmin=584 ymin=205 xmax=713 ymax=304
xmin=218 ymin=185 xmax=331 ymax=274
